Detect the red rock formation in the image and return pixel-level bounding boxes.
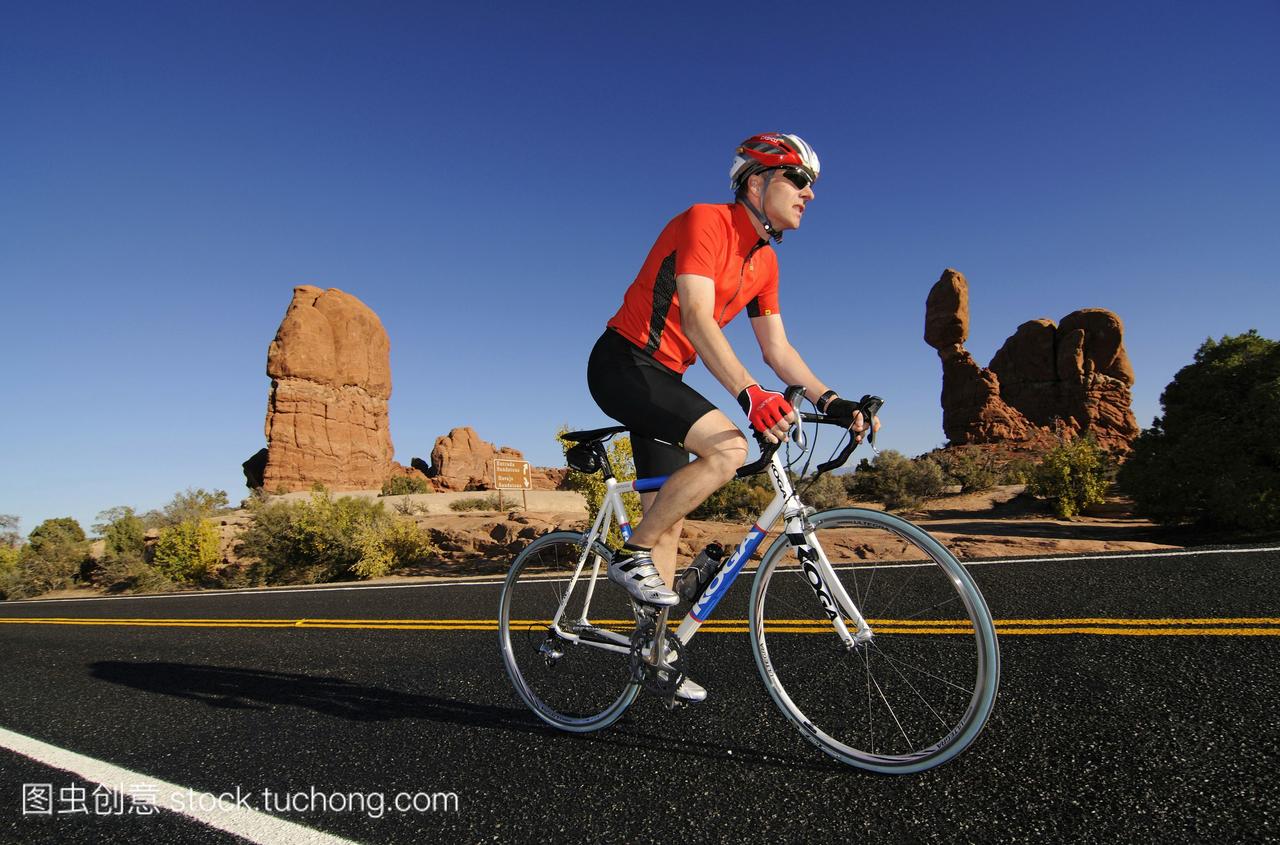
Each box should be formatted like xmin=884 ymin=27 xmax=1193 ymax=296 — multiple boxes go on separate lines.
xmin=260 ymin=286 xmax=395 ymax=491
xmin=924 ymin=269 xmax=1139 ymax=451
xmin=426 ymin=427 xmax=524 ymax=491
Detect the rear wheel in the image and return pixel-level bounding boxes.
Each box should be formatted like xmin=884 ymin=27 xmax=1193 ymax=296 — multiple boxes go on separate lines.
xmin=750 ymin=508 xmax=999 ymax=773
xmin=499 ymin=531 xmax=639 ymax=731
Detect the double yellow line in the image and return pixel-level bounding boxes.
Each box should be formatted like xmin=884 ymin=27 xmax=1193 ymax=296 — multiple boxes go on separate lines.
xmin=2 ymin=616 xmax=1279 ymax=636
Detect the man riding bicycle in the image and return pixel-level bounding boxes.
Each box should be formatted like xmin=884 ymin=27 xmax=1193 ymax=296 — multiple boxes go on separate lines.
xmin=587 ymin=133 xmax=878 ymax=699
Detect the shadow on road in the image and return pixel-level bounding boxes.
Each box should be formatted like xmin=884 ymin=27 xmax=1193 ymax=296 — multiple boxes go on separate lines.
xmin=87 ymin=661 xmax=828 ymax=771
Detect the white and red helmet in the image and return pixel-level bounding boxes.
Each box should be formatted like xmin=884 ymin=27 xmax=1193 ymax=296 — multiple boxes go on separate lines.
xmin=729 ymin=133 xmax=821 ymax=194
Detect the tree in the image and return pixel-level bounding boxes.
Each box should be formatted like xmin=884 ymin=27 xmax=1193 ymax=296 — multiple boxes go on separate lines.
xmin=1120 ymin=331 xmax=1280 ymax=529
xmin=13 ymin=517 xmax=89 ymax=596
xmin=0 ymin=514 xmax=19 ymax=549
xmin=155 ymin=488 xmax=231 ymax=527
xmin=94 ymin=506 xmax=146 ymax=562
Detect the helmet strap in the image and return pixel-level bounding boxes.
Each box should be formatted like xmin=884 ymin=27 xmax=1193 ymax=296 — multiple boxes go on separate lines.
xmin=742 ymin=170 xmax=784 ymax=243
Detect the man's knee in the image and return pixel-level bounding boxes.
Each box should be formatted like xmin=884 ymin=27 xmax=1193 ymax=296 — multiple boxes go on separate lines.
xmin=697 ymin=430 xmax=749 ymax=482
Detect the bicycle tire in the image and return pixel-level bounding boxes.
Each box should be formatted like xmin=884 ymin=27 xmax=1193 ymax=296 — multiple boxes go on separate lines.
xmin=499 ymin=531 xmax=640 ymax=732
xmin=749 ymin=508 xmax=999 ymax=773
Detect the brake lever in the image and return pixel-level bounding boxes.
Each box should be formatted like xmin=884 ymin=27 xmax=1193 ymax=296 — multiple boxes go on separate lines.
xmin=814 ymin=394 xmax=884 ymax=474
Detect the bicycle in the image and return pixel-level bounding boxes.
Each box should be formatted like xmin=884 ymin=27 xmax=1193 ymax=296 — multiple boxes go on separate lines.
xmin=498 ymin=388 xmax=999 ymax=774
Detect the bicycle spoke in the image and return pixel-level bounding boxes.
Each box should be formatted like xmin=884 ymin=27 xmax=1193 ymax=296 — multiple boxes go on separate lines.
xmin=868 ymin=641 xmax=976 ymax=697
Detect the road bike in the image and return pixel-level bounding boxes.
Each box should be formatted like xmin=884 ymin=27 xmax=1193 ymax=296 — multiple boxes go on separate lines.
xmin=498 ymin=388 xmax=999 ymax=773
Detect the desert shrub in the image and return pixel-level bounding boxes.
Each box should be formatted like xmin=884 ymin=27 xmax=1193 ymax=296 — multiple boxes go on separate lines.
xmin=1027 ymin=434 xmax=1109 ymax=517
xmin=690 ymin=477 xmax=774 ymax=521
xmin=153 ymin=518 xmax=222 ymax=583
xmin=1000 ymin=458 xmax=1038 ymax=485
xmin=351 ymin=517 xmax=436 ymax=579
xmin=237 ymin=492 xmax=435 ymax=585
xmin=793 ymin=472 xmax=851 ymax=510
xmin=558 ymin=428 xmax=642 ymax=547
xmin=142 ymin=488 xmax=231 ymax=529
xmin=1119 ymin=331 xmax=1280 ymax=530
xmin=381 ymin=476 xmax=432 ymax=496
xmin=449 ymin=494 xmax=508 ymax=512
xmin=92 ymin=555 xmax=178 ymax=594
xmin=88 ymin=505 xmax=171 ymax=593
xmin=937 ymin=449 xmax=1000 ymax=493
xmin=5 ymin=517 xmax=90 ymax=597
xmin=847 ymin=451 xmax=947 ymax=511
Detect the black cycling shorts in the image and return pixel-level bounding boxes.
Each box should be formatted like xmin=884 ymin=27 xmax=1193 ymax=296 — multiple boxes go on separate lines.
xmin=587 ymin=329 xmax=718 ymax=480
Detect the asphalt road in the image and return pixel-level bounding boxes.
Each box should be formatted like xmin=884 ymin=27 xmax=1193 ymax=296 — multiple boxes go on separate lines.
xmin=1 ymin=544 xmax=1277 ymax=844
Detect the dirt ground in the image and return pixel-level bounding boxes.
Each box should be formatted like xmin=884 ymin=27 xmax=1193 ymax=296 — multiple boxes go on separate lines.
xmin=18 ymin=486 xmax=1214 ymax=601
xmin=381 ymin=485 xmax=1189 ymax=580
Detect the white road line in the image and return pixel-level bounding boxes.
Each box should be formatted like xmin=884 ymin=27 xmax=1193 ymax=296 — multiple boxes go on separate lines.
xmin=961 ymin=545 xmax=1280 ymax=566
xmin=0 ymin=726 xmax=361 ymax=845
xmin=5 ymin=545 xmax=1278 ymax=606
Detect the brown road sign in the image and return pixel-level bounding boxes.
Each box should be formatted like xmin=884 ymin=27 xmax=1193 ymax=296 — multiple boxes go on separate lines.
xmin=494 ymin=459 xmax=531 ymax=490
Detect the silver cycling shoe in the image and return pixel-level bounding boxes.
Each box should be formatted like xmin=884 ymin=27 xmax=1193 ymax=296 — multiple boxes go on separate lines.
xmin=608 ymin=548 xmax=679 ymax=606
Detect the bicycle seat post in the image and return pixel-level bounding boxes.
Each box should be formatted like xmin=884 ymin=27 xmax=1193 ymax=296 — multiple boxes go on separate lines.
xmin=649 ymin=607 xmax=670 ymax=665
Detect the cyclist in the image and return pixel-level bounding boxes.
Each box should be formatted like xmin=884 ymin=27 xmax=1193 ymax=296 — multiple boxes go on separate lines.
xmin=587 ymin=133 xmax=878 ymax=698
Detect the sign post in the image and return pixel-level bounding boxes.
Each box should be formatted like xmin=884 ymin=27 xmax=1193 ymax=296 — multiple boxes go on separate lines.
xmin=493 ymin=459 xmax=532 ymax=510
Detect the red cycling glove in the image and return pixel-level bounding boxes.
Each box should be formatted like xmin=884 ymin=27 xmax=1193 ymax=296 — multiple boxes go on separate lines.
xmin=737 ymin=384 xmax=793 ymax=433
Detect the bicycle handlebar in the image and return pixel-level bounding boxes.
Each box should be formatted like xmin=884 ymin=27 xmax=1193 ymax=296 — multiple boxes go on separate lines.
xmin=735 ymin=390 xmax=884 ymax=479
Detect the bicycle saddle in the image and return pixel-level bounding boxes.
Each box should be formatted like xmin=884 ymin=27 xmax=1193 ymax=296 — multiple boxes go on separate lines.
xmin=561 ymin=425 xmax=627 ymax=445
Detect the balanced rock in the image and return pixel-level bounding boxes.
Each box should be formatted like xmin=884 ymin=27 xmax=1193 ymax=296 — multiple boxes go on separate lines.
xmin=260 ymin=286 xmax=395 ymax=491
xmin=924 ymin=270 xmax=1139 ymax=451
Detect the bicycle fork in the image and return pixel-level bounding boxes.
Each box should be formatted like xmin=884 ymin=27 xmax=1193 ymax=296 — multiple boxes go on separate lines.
xmin=785 ymin=515 xmax=874 ymax=648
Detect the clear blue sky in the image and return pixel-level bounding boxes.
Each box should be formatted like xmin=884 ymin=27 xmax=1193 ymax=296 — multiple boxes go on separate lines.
xmin=2 ymin=1 xmax=1276 ymax=537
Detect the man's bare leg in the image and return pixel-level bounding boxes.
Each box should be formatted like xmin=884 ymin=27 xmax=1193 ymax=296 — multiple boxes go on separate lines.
xmin=629 ymin=410 xmax=747 ymax=586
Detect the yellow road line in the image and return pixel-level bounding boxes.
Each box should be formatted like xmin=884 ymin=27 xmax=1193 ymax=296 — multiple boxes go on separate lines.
xmin=2 ymin=616 xmax=1279 ymax=635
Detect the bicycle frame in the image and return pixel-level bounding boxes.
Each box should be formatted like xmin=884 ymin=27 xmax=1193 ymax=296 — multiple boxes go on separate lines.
xmin=546 ymin=445 xmax=875 ymax=656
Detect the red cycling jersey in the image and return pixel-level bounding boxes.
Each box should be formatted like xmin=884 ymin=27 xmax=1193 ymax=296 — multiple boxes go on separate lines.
xmin=606 ymin=202 xmax=780 ymax=373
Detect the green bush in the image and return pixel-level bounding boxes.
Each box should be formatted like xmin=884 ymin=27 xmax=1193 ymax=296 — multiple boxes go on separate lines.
xmin=937 ymin=449 xmax=1001 ymax=493
xmin=1027 ymin=434 xmax=1109 ymax=517
xmin=847 ymin=451 xmax=947 ymax=511
xmin=449 ymin=494 xmax=506 ymax=512
xmin=1119 ymin=331 xmax=1280 ymax=530
xmin=153 ymin=518 xmax=222 ymax=583
xmin=237 ymin=492 xmax=435 ymax=584
xmin=558 ymin=429 xmax=642 ymax=547
xmin=381 ymin=476 xmax=432 ymax=496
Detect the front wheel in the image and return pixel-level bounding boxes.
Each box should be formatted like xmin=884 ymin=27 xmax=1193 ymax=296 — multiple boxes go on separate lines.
xmin=499 ymin=531 xmax=640 ymax=732
xmin=750 ymin=508 xmax=999 ymax=773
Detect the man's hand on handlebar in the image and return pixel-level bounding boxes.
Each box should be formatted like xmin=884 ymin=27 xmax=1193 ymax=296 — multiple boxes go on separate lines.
xmin=737 ymin=384 xmax=798 ymax=444
xmin=820 ymin=394 xmax=882 ymax=444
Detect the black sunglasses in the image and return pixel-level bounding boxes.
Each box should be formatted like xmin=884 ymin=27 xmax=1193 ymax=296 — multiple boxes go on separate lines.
xmin=777 ymin=167 xmax=813 ymax=191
